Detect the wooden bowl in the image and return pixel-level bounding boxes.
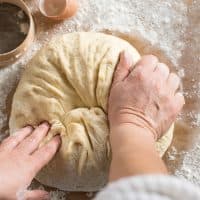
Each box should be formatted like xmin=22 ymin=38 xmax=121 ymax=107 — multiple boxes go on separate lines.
xmin=0 ymin=0 xmax=35 ymax=67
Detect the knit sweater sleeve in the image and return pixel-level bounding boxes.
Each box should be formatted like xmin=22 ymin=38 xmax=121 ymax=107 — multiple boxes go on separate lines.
xmin=94 ymin=175 xmax=200 ymax=200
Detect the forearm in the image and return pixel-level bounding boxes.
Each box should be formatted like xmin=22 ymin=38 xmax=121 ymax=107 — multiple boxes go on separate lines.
xmin=109 ymin=125 xmax=168 ymax=182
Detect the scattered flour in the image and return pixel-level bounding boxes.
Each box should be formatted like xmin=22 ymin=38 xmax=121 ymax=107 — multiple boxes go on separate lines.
xmin=177 ymin=69 xmax=185 ymax=78
xmin=49 ymin=190 xmax=66 ymax=200
xmin=0 ymin=0 xmax=199 ymax=199
xmin=175 ymin=139 xmax=200 ymax=186
xmin=167 ymin=146 xmax=178 ymax=161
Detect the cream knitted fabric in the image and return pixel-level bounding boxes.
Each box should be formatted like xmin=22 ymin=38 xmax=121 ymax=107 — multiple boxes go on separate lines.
xmin=94 ymin=175 xmax=200 ymax=200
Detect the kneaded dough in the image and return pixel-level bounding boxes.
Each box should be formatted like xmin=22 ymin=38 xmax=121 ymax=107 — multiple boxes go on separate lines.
xmin=9 ymin=32 xmax=173 ymax=191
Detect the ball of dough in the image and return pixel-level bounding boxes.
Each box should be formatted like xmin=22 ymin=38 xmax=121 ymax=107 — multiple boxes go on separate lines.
xmin=9 ymin=32 xmax=173 ymax=191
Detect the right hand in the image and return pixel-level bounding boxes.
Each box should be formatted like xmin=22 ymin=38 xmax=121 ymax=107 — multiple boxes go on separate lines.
xmin=108 ymin=52 xmax=185 ymax=140
xmin=0 ymin=122 xmax=61 ymax=200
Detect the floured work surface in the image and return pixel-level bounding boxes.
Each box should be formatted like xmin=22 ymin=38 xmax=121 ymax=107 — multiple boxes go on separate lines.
xmin=0 ymin=0 xmax=199 ymax=199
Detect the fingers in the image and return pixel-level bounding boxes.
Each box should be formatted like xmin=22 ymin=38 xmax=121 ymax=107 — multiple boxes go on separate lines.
xmin=167 ymin=73 xmax=181 ymax=94
xmin=127 ymin=55 xmax=158 ymax=82
xmin=31 ymin=136 xmax=61 ymax=174
xmin=17 ymin=122 xmax=50 ymax=154
xmin=154 ymin=63 xmax=170 ymax=81
xmin=132 ymin=55 xmax=158 ymax=73
xmin=113 ymin=51 xmax=133 ymax=84
xmin=24 ymin=190 xmax=50 ymax=200
xmin=1 ymin=126 xmax=33 ymax=151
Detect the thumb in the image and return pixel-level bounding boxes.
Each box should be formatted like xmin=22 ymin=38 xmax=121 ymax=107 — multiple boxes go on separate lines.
xmin=113 ymin=51 xmax=133 ymax=84
xmin=24 ymin=190 xmax=50 ymax=200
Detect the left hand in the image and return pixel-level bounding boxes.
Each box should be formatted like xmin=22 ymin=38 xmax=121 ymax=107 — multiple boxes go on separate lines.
xmin=0 ymin=122 xmax=61 ymax=200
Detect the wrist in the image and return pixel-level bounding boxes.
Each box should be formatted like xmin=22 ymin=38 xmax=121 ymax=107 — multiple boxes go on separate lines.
xmin=109 ymin=124 xmax=167 ymax=181
xmin=110 ymin=124 xmax=155 ymax=154
xmin=109 ymin=111 xmax=158 ymax=140
xmin=110 ymin=123 xmax=155 ymax=140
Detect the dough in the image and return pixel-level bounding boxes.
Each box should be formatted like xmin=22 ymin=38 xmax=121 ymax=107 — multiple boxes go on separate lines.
xmin=9 ymin=32 xmax=173 ymax=191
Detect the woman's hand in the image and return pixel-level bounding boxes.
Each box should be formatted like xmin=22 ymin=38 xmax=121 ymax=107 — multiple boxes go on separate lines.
xmin=0 ymin=122 xmax=61 ymax=200
xmin=108 ymin=52 xmax=185 ymax=140
xmin=108 ymin=52 xmax=185 ymax=181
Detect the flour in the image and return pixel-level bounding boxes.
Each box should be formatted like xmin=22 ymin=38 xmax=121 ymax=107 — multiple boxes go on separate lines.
xmin=167 ymin=146 xmax=178 ymax=161
xmin=177 ymin=69 xmax=185 ymax=78
xmin=0 ymin=0 xmax=199 ymax=198
xmin=175 ymin=139 xmax=200 ymax=186
xmin=49 ymin=190 xmax=66 ymax=200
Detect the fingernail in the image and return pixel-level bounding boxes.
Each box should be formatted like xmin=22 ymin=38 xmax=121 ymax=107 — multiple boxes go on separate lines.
xmin=123 ymin=51 xmax=129 ymax=58
xmin=23 ymin=125 xmax=33 ymax=130
xmin=123 ymin=51 xmax=133 ymax=66
xmin=40 ymin=121 xmax=50 ymax=127
xmin=124 ymin=51 xmax=131 ymax=58
xmin=55 ymin=135 xmax=61 ymax=141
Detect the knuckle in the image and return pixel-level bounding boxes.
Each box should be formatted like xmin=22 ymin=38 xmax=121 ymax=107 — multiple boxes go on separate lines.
xmin=135 ymin=67 xmax=146 ymax=80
